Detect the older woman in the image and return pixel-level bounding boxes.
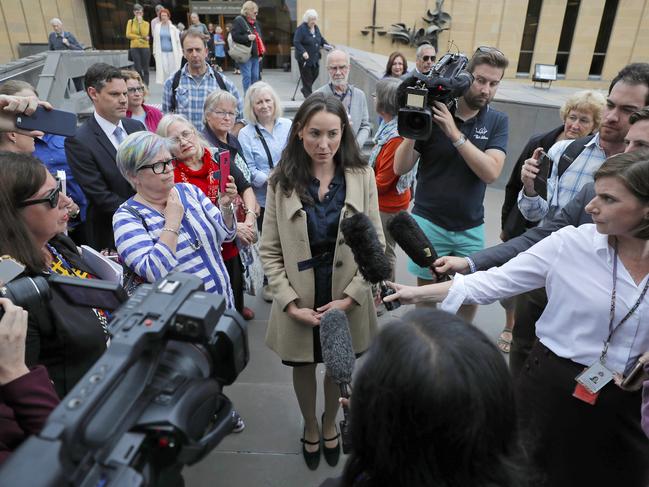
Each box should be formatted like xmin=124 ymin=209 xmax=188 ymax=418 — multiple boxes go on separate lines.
xmin=238 ymin=81 xmax=291 ymax=218
xmin=387 ymin=151 xmax=649 ymax=487
xmin=498 ymin=89 xmax=606 ymax=357
xmin=112 ymin=131 xmax=237 ymax=309
xmin=0 ymin=152 xmax=108 ymax=398
xmin=125 ymin=4 xmax=150 ymax=86
xmin=157 ymin=112 xmax=258 ymax=320
xmin=123 ymin=70 xmax=163 ymax=132
xmin=152 ymin=8 xmax=182 ymax=85
xmin=293 ymin=9 xmax=330 ymax=98
xmin=260 ymin=94 xmax=383 ymax=470
xmin=369 ymin=78 xmax=412 ymax=281
xmin=231 ymin=1 xmax=264 ymax=93
xmin=383 ymin=51 xmax=408 ymax=78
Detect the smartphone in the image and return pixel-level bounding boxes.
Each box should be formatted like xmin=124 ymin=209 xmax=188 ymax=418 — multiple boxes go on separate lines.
xmin=0 ymin=256 xmax=26 ymax=285
xmin=533 ymin=150 xmax=552 ymax=198
xmin=15 ymin=106 xmax=77 ymax=137
xmin=219 ymin=149 xmax=231 ymax=194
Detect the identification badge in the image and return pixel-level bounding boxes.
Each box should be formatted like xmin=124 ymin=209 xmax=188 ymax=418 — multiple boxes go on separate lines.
xmin=575 ymin=361 xmax=614 ymax=394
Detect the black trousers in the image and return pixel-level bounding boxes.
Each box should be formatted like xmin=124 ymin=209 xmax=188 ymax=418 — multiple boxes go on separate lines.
xmin=517 ymin=341 xmax=649 ymax=487
xmin=130 ymin=47 xmax=151 ymax=85
xmin=298 ymin=63 xmax=319 ymax=97
xmin=510 ymin=287 xmax=547 ymax=377
xmin=224 ymin=253 xmax=244 ymax=313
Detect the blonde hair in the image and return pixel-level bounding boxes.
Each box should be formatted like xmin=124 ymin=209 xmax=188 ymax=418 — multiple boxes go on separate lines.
xmin=121 ymin=69 xmax=149 ymax=96
xmin=241 ymin=1 xmax=258 ymax=16
xmin=203 ymin=89 xmax=238 ymax=124
xmin=559 ymin=90 xmax=607 ymax=130
xmin=243 ymin=81 xmax=283 ymax=124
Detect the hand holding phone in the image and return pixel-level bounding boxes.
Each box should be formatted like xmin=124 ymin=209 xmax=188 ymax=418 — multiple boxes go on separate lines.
xmin=15 ymin=105 xmax=77 ymax=137
xmin=219 ymin=150 xmax=231 ymax=194
xmin=533 ymin=150 xmax=552 ymax=199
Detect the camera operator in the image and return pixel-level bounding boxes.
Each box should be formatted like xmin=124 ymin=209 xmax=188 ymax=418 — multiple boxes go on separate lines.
xmin=0 ymin=298 xmax=59 ymax=465
xmin=394 ymin=46 xmax=509 ymax=322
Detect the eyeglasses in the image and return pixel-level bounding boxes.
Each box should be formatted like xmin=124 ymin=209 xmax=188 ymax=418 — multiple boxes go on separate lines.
xmin=137 ymin=158 xmax=176 ymax=174
xmin=420 ymin=55 xmax=436 ymax=62
xmin=210 ymin=110 xmax=237 ymax=119
xmin=18 ymin=179 xmax=61 ymax=209
xmin=127 ymin=86 xmax=145 ymax=94
xmin=474 ymin=46 xmax=505 ymax=57
xmin=328 ymin=65 xmax=349 ymax=72
xmin=169 ymin=129 xmax=194 ymax=145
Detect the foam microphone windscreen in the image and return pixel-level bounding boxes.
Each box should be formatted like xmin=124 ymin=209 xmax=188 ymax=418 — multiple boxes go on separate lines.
xmin=387 ymin=211 xmax=439 ymax=268
xmin=340 ymin=212 xmax=392 ymax=284
xmin=320 ymin=309 xmax=355 ymax=385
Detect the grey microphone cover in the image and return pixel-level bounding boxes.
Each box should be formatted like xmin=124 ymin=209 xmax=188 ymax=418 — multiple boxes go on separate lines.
xmin=320 ymin=309 xmax=355 ymax=384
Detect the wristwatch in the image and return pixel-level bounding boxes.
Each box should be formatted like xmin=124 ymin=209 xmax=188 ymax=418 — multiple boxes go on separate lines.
xmin=452 ymin=135 xmax=467 ymax=148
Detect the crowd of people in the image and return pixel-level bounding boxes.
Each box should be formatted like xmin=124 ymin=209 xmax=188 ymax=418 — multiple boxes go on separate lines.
xmin=1 ymin=3 xmax=649 ymax=487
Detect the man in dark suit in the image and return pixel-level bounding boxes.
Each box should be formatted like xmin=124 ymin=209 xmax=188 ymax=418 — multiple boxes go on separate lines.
xmin=66 ymin=63 xmax=145 ymax=250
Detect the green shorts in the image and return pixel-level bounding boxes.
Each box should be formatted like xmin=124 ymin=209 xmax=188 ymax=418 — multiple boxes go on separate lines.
xmin=406 ymin=214 xmax=485 ymax=280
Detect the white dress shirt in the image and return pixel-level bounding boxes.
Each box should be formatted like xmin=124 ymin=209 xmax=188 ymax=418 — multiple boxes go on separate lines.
xmin=442 ymin=224 xmax=649 ymax=375
xmin=94 ymin=112 xmax=126 ymax=149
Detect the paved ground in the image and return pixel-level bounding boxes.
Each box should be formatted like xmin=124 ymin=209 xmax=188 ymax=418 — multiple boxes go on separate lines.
xmin=148 ymin=69 xmax=508 ymax=487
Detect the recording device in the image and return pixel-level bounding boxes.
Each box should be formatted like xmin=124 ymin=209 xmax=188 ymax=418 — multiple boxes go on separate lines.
xmin=340 ymin=212 xmax=400 ymax=311
xmin=319 ymin=309 xmax=354 ymax=454
xmin=386 ymin=211 xmax=449 ymax=283
xmin=0 ymin=272 xmax=249 ymax=487
xmin=15 ymin=105 xmax=77 ymax=137
xmin=533 ymin=150 xmax=552 ymax=199
xmin=397 ymin=52 xmax=473 ymax=140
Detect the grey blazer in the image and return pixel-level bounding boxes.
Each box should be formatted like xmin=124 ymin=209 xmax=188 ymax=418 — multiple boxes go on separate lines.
xmin=471 ymin=182 xmax=595 ymax=271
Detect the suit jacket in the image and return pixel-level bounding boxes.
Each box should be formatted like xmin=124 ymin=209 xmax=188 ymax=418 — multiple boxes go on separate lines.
xmin=472 ymin=182 xmax=594 ymax=271
xmin=65 ymin=116 xmax=145 ymax=250
xmin=259 ymin=166 xmax=383 ymax=362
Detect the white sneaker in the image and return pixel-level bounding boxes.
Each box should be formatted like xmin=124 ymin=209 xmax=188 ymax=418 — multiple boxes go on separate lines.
xmin=232 ymin=411 xmax=245 ymax=433
xmin=262 ymin=285 xmax=273 ymax=303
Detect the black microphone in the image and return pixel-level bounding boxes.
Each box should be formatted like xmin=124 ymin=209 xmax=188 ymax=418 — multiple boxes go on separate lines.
xmin=340 ymin=212 xmax=400 ymax=310
xmin=320 ymin=308 xmax=354 ymax=454
xmin=387 ymin=211 xmax=449 ymax=282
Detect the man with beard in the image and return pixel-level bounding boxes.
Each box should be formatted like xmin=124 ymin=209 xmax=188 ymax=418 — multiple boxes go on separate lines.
xmin=314 ymin=49 xmax=371 ymax=147
xmin=394 ymin=47 xmax=509 ymax=321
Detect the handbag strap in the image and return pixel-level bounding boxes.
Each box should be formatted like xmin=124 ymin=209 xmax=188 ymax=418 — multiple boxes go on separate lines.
xmin=254 ymin=125 xmax=274 ymax=169
xmin=122 ymin=203 xmax=149 ymax=232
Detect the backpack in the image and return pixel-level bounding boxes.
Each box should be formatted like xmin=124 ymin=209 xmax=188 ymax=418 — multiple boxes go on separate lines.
xmin=168 ymin=67 xmax=227 ymax=113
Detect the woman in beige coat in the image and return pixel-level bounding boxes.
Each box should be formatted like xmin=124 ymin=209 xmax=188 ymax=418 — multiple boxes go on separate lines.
xmin=260 ymin=93 xmax=382 ymax=470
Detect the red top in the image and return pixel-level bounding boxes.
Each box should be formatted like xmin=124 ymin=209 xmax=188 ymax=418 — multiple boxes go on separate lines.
xmin=174 ymin=148 xmax=239 ymax=260
xmin=126 ymin=104 xmax=163 ymax=133
xmin=373 ymin=137 xmax=411 ymax=213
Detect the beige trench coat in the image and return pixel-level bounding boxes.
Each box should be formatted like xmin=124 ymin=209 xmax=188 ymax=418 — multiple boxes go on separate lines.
xmin=259 ymin=166 xmax=384 ymax=363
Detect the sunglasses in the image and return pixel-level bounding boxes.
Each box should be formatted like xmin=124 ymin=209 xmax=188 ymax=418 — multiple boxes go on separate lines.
xmin=137 ymin=158 xmax=176 ymax=174
xmin=18 ymin=179 xmax=61 ymax=209
xmin=474 ymin=46 xmax=505 ymax=57
xmin=420 ymin=55 xmax=436 ymax=62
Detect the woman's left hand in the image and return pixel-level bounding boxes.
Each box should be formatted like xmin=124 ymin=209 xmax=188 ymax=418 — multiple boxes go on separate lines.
xmin=316 ymin=296 xmax=354 ymax=314
xmin=236 ymin=222 xmax=256 ymax=245
xmin=218 ymin=175 xmax=238 ymax=206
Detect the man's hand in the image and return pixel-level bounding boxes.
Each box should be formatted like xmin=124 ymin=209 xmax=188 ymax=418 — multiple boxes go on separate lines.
xmin=0 ymin=94 xmax=53 ymax=136
xmin=0 ymin=298 xmax=30 ymax=385
xmin=434 ymin=256 xmax=470 ymax=276
xmin=521 ymin=147 xmax=544 ymax=197
xmin=431 ymin=101 xmax=462 ymax=142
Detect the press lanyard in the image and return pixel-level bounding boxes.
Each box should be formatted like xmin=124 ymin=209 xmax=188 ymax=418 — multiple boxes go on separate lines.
xmin=601 ymin=239 xmax=649 ymax=364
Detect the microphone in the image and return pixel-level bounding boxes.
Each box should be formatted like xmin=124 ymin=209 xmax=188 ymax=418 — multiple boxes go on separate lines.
xmin=340 ymin=212 xmax=400 ymax=310
xmin=320 ymin=308 xmax=354 ymax=454
xmin=387 ymin=211 xmax=449 ymax=282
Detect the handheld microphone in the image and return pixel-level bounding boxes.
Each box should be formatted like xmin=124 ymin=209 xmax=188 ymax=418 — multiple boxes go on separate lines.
xmin=340 ymin=212 xmax=400 ymax=310
xmin=387 ymin=211 xmax=449 ymax=282
xmin=320 ymin=308 xmax=354 ymax=454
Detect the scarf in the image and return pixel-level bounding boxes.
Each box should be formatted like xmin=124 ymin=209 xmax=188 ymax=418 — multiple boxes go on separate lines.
xmin=248 ymin=18 xmax=266 ymax=57
xmin=368 ymin=118 xmax=417 ymax=194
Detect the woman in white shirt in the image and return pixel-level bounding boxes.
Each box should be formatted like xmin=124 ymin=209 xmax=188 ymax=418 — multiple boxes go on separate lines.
xmin=152 ymin=8 xmax=182 ymax=85
xmin=386 ymin=150 xmax=649 ymax=487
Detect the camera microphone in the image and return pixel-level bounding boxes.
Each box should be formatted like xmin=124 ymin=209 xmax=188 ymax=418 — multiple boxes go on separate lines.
xmin=340 ymin=212 xmax=400 ymax=310
xmin=320 ymin=308 xmax=354 ymax=454
xmin=387 ymin=211 xmax=449 ymax=282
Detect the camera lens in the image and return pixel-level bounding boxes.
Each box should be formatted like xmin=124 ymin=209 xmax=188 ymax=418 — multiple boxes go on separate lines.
xmin=0 ymin=276 xmax=50 ymax=319
xmin=409 ymin=113 xmax=427 ymax=130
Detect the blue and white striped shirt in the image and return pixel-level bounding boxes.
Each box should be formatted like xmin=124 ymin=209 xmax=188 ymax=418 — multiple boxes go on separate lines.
xmin=113 ymin=183 xmax=237 ymax=308
xmin=517 ymin=133 xmax=606 ymax=224
xmin=162 ymin=63 xmax=243 ymax=131
xmin=237 ymin=117 xmax=292 ymax=207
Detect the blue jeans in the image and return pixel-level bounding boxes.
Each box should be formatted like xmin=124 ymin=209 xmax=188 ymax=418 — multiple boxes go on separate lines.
xmin=240 ymin=56 xmax=260 ymax=93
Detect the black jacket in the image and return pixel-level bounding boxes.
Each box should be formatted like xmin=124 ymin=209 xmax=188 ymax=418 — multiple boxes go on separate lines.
xmin=293 ymin=22 xmax=328 ymax=67
xmin=65 ymin=116 xmax=145 ymax=250
xmin=230 ymin=15 xmax=263 ymax=58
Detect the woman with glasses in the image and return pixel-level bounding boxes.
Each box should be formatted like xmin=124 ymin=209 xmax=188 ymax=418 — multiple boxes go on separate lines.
xmin=0 ymin=151 xmax=110 ymax=398
xmin=157 ymin=112 xmax=259 ymax=321
xmin=112 ymin=131 xmax=238 ymax=309
xmin=123 ymin=70 xmax=163 ymax=133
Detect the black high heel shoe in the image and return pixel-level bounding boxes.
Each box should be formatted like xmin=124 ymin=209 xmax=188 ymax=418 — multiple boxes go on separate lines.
xmin=321 ymin=413 xmax=341 ymax=467
xmin=301 ymin=426 xmax=321 ymax=470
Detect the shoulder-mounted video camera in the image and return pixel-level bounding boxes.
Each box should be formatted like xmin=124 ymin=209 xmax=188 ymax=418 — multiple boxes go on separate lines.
xmin=0 ymin=271 xmax=248 ymax=487
xmin=397 ymin=52 xmax=473 ymax=140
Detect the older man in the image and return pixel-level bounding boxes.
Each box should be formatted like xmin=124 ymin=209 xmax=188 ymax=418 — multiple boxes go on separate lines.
xmin=403 ymin=43 xmax=436 ymax=78
xmin=48 ymin=18 xmax=83 ymax=51
xmin=314 ymin=49 xmax=371 ymax=147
